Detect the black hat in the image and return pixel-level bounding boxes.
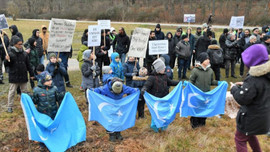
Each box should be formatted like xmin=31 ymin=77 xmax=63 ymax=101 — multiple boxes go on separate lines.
xmin=198 ymin=52 xmax=209 ymax=64
xmin=181 ymin=34 xmax=188 ymax=40
xmin=156 ymin=24 xmax=161 ymax=28
xmin=263 ymin=35 xmax=270 ymax=41
xmin=36 ymin=64 xmax=45 ymax=72
xmin=211 ymin=40 xmax=217 ymax=45
xmin=197 ymin=27 xmax=201 ymax=30
xmin=28 ymin=38 xmax=36 ymax=47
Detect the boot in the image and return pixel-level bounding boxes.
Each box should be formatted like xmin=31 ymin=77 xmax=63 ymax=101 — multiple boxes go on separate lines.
xmin=109 ymin=133 xmax=116 ymax=142
xmin=66 ymin=82 xmax=73 ymax=88
xmin=116 ymin=132 xmax=123 ymax=140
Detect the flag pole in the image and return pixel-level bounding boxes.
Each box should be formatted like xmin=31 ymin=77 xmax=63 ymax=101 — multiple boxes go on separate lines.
xmin=0 ymin=30 xmax=10 ymax=62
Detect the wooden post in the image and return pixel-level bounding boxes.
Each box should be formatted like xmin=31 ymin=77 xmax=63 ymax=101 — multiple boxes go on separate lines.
xmin=0 ymin=31 xmax=10 ymax=62
xmin=93 ymin=46 xmax=96 ymax=78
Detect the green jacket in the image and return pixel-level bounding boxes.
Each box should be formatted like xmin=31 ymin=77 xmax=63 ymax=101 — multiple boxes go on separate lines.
xmin=28 ymin=47 xmax=39 ymax=68
xmin=189 ymin=65 xmax=218 ymax=92
xmin=77 ymin=44 xmax=88 ymax=69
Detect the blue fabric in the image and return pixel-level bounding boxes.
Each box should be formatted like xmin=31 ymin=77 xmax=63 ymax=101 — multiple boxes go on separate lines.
xmin=110 ymin=52 xmax=124 ymax=80
xmin=102 ymin=73 xmax=113 ymax=84
xmin=87 ymin=89 xmax=140 ymax=132
xmin=46 ymin=62 xmax=67 ymax=92
xmin=144 ymin=82 xmax=183 ymax=128
xmin=180 ymin=81 xmax=228 ymax=117
xmin=20 ymin=92 xmax=86 ymax=152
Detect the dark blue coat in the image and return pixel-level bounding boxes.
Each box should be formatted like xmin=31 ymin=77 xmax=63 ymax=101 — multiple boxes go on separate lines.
xmin=123 ymin=60 xmax=140 ymax=87
xmin=161 ymin=54 xmax=173 ymax=80
xmin=46 ymin=62 xmax=67 ymax=93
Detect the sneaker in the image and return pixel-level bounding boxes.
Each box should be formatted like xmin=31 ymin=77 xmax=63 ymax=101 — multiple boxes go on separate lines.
xmin=7 ymin=108 xmax=13 ymax=113
xmin=66 ymin=82 xmax=73 ymax=88
xmin=109 ymin=133 xmax=116 ymax=142
xmin=116 ymin=132 xmax=123 ymax=140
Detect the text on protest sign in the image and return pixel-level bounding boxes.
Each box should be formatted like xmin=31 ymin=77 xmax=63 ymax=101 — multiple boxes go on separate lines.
xmin=128 ymin=28 xmax=151 ymax=58
xmin=0 ymin=14 xmax=9 ymax=30
xmin=47 ymin=18 xmax=76 ymax=52
xmin=184 ymin=14 xmax=195 ymax=23
xmin=88 ymin=25 xmax=101 ymax=47
xmin=149 ymin=40 xmax=169 ymax=55
xmin=98 ymin=20 xmax=111 ymax=29
xmin=229 ymin=16 xmax=245 ymax=29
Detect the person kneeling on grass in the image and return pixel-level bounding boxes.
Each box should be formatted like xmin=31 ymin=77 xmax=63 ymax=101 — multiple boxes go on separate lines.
xmin=141 ymin=58 xmax=179 ymax=132
xmin=189 ymin=52 xmax=219 ymax=129
xmin=31 ymin=71 xmax=65 ymax=150
xmin=93 ymin=77 xmax=137 ymax=142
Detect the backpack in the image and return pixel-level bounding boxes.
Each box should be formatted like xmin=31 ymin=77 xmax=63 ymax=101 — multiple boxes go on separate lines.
xmin=211 ymin=49 xmax=224 ymax=65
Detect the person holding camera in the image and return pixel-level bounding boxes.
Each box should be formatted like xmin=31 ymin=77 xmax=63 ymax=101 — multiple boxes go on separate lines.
xmin=224 ymin=34 xmax=239 ymax=78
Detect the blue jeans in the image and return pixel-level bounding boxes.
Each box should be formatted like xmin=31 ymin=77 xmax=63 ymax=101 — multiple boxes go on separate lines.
xmin=120 ymin=53 xmax=126 ymax=65
xmin=178 ymin=58 xmax=189 ymax=79
xmin=40 ymin=55 xmax=45 ymax=65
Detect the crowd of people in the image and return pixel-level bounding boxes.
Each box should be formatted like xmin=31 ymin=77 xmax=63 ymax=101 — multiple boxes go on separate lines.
xmin=1 ymin=22 xmax=270 ymax=151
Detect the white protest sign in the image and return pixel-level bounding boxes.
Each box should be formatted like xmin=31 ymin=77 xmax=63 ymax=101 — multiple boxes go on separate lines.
xmin=184 ymin=14 xmax=195 ymax=23
xmin=0 ymin=14 xmax=9 ymax=30
xmin=149 ymin=40 xmax=168 ymax=55
xmin=229 ymin=16 xmax=245 ymax=29
xmin=98 ymin=20 xmax=111 ymax=29
xmin=47 ymin=18 xmax=76 ymax=52
xmin=128 ymin=28 xmax=150 ymax=58
xmin=88 ymin=25 xmax=101 ymax=47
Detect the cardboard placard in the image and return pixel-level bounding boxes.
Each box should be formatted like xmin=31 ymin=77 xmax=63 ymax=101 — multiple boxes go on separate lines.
xmin=128 ymin=28 xmax=150 ymax=58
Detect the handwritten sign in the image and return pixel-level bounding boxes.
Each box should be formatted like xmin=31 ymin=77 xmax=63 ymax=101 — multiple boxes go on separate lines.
xmin=229 ymin=16 xmax=245 ymax=29
xmin=98 ymin=20 xmax=111 ymax=29
xmin=88 ymin=25 xmax=101 ymax=47
xmin=184 ymin=14 xmax=196 ymax=23
xmin=47 ymin=18 xmax=76 ymax=52
xmin=0 ymin=14 xmax=8 ymax=30
xmin=149 ymin=40 xmax=168 ymax=55
xmin=128 ymin=28 xmax=150 ymax=58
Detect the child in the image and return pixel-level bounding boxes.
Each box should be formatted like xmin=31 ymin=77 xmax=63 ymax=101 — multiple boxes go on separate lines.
xmin=81 ymin=49 xmax=100 ymax=103
xmin=110 ymin=52 xmax=124 ymax=80
xmin=141 ymin=58 xmax=179 ymax=132
xmin=77 ymin=41 xmax=89 ymax=90
xmin=25 ymin=38 xmax=39 ymax=89
xmin=46 ymin=53 xmax=67 ymax=93
xmin=34 ymin=64 xmax=45 ymax=81
xmin=189 ymin=52 xmax=218 ymax=129
xmin=93 ymin=77 xmax=137 ymax=142
xmin=31 ymin=71 xmax=64 ymax=149
xmin=132 ymin=67 xmax=148 ymax=119
xmin=102 ymin=66 xmax=113 ymax=85
xmin=123 ymin=56 xmax=140 ymax=86
xmin=160 ymin=54 xmax=173 ymax=80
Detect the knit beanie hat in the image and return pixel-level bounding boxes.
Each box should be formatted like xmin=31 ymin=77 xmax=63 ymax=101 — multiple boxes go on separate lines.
xmin=103 ymin=66 xmax=112 ymax=74
xmin=39 ymin=71 xmax=52 ymax=84
xmin=152 ymin=58 xmax=165 ymax=73
xmin=11 ymin=35 xmax=22 ymax=45
xmin=181 ymin=34 xmax=188 ymax=40
xmin=83 ymin=49 xmax=93 ymax=60
xmin=241 ymin=44 xmax=269 ymax=68
xmin=198 ymin=52 xmax=210 ymax=64
xmin=156 ymin=24 xmax=161 ymax=28
xmin=202 ymin=23 xmax=208 ymax=29
xmin=111 ymin=77 xmax=124 ymax=94
xmin=49 ymin=53 xmax=56 ymax=59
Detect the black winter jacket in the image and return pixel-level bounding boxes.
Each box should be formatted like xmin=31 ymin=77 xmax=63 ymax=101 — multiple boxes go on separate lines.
xmin=195 ymin=35 xmax=211 ymax=59
xmin=113 ymin=33 xmax=130 ymax=55
xmin=231 ymin=60 xmax=270 ymax=135
xmin=9 ymin=25 xmax=24 ymax=44
xmin=224 ymin=39 xmax=239 ymax=60
xmin=0 ymin=32 xmax=9 ymax=60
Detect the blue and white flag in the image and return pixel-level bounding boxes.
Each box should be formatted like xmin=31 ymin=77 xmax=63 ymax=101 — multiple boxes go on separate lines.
xmin=144 ymin=82 xmax=182 ymax=128
xmin=20 ymin=92 xmax=86 ymax=152
xmin=180 ymin=81 xmax=228 ymax=117
xmin=87 ymin=90 xmax=140 ymax=132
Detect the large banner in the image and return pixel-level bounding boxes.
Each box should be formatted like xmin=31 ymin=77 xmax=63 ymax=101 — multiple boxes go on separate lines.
xmin=98 ymin=20 xmax=111 ymax=29
xmin=0 ymin=14 xmax=8 ymax=30
xmin=47 ymin=18 xmax=76 ymax=52
xmin=229 ymin=16 xmax=245 ymax=29
xmin=88 ymin=25 xmax=101 ymax=47
xmin=128 ymin=28 xmax=150 ymax=58
xmin=149 ymin=40 xmax=168 ymax=55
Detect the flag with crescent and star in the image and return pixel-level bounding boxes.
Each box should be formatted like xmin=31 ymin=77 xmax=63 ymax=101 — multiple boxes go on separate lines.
xmin=180 ymin=81 xmax=228 ymax=117
xmin=144 ymin=82 xmax=183 ymax=128
xmin=20 ymin=92 xmax=86 ymax=152
xmin=87 ymin=89 xmax=140 ymax=132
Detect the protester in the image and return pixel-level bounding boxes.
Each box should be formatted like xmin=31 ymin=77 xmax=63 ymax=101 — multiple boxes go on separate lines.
xmin=4 ymin=36 xmax=34 ymax=113
xmin=77 ymin=41 xmax=89 ymax=90
xmin=81 ymin=49 xmax=100 ymax=104
xmin=230 ymin=44 xmax=270 ymax=152
xmin=141 ymin=58 xmax=178 ymax=132
xmin=166 ymin=32 xmax=175 ymax=69
xmin=189 ymin=52 xmax=218 ymax=128
xmin=25 ymin=29 xmax=44 ymax=64
xmin=112 ymin=27 xmax=130 ymax=64
xmin=132 ymin=67 xmax=148 ymax=119
xmin=40 ymin=25 xmax=49 ymax=59
xmin=192 ymin=27 xmax=203 ymax=67
xmin=219 ymin=28 xmax=229 ymax=53
xmin=81 ymin=29 xmax=88 ymax=44
xmin=110 ymin=52 xmax=124 ymax=80
xmin=154 ymin=24 xmax=165 ymax=40
xmin=160 ymin=54 xmax=173 ymax=80
xmin=31 ymin=71 xmax=65 ymax=150
xmin=109 ymin=27 xmax=116 ymax=44
xmin=9 ymin=25 xmax=24 ymax=44
xmin=238 ymin=29 xmax=251 ymax=77
xmin=175 ymin=34 xmax=191 ymax=80
xmin=145 ymin=31 xmax=157 ymax=73
xmin=35 ymin=64 xmax=45 ymax=81
xmin=261 ymin=35 xmax=270 ymax=54
xmin=0 ymin=30 xmax=9 ymax=84
xmin=252 ymin=28 xmax=261 ymax=42
xmin=207 ymin=40 xmax=223 ymax=80
xmin=224 ymin=34 xmax=239 ymax=78
xmin=123 ymin=56 xmax=140 ymax=87
xmin=57 ymin=47 xmax=73 ymax=88
xmin=93 ymin=77 xmax=137 ymax=142
xmin=171 ymin=28 xmax=182 ymax=69
xmin=186 ymin=28 xmax=195 ymax=70
xmin=102 ymin=66 xmax=113 ymax=85
xmin=194 ymin=29 xmax=212 ymax=62
xmin=46 ymin=53 xmax=67 ymax=93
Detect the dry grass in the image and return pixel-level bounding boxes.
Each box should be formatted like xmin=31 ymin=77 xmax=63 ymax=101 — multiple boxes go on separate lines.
xmin=0 ymin=19 xmax=270 ymax=152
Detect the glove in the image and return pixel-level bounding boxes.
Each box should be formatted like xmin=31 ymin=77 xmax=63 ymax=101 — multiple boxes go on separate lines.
xmin=132 ymin=73 xmax=136 ymax=76
xmin=91 ymin=65 xmax=96 ymax=71
xmin=218 ymin=81 xmax=222 ymax=86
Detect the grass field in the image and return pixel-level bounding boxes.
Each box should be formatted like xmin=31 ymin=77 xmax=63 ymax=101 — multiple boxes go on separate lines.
xmin=0 ymin=19 xmax=270 ymax=152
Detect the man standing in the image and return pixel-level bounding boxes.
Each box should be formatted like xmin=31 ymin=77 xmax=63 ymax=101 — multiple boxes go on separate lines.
xmin=154 ymin=24 xmax=165 ymax=40
xmin=170 ymin=28 xmax=182 ymax=69
xmin=145 ymin=31 xmax=157 ymax=73
xmin=238 ymin=29 xmax=251 ymax=77
xmin=4 ymin=36 xmax=34 ymax=113
xmin=252 ymin=28 xmax=261 ymax=42
xmin=0 ymin=30 xmax=9 ymax=84
xmin=261 ymin=35 xmax=270 ymax=54
xmin=25 ymin=29 xmax=44 ymax=64
xmin=224 ymin=34 xmax=239 ymax=78
xmin=40 ymin=25 xmax=49 ymax=59
xmin=9 ymin=25 xmax=23 ymax=44
xmin=194 ymin=30 xmax=212 ymax=62
xmin=113 ymin=27 xmax=130 ymax=64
